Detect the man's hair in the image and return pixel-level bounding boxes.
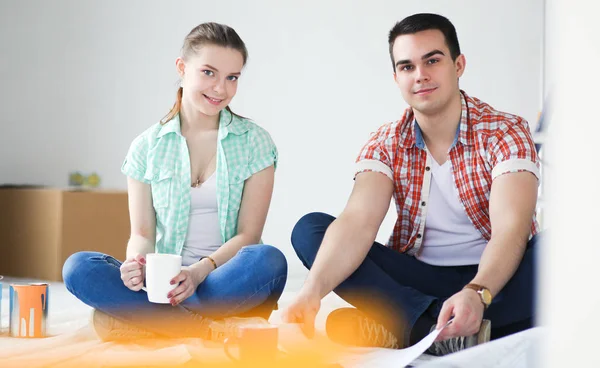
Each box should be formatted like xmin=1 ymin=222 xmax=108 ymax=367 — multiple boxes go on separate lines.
xmin=388 ymin=13 xmax=461 ymax=70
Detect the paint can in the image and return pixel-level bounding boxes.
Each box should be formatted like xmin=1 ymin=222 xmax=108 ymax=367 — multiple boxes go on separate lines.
xmin=0 ymin=275 xmax=3 ymax=331
xmin=9 ymin=283 xmax=49 ymax=338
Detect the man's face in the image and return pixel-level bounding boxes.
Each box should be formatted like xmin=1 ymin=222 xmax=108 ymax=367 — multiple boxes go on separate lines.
xmin=392 ymin=29 xmax=465 ymax=116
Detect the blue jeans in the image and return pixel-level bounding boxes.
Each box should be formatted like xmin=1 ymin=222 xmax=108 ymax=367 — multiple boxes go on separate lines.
xmin=291 ymin=212 xmax=539 ymax=342
xmin=62 ymin=244 xmax=287 ymax=338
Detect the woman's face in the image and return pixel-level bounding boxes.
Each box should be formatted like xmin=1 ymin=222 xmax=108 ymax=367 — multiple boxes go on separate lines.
xmin=177 ymin=45 xmax=245 ymax=116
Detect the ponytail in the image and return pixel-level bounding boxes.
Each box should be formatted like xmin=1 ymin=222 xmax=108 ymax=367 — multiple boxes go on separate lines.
xmin=160 ymin=87 xmax=183 ymax=125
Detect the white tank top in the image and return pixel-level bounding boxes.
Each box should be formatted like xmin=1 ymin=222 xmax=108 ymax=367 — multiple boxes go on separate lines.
xmin=182 ymin=172 xmax=223 ymax=266
xmin=415 ymin=152 xmax=488 ymax=266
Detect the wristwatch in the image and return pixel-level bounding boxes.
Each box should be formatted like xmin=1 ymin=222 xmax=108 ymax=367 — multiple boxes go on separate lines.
xmin=463 ymin=283 xmax=492 ymax=309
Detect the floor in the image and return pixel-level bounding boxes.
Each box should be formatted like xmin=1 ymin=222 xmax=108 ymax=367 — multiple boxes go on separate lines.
xmin=0 ymin=275 xmax=541 ymax=367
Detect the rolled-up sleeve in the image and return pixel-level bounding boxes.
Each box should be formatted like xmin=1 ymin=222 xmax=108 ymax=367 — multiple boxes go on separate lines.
xmin=248 ymin=126 xmax=278 ymax=175
xmin=355 ymin=125 xmax=394 ymax=181
xmin=488 ymin=121 xmax=541 ymax=181
xmin=121 ymin=134 xmax=150 ymax=184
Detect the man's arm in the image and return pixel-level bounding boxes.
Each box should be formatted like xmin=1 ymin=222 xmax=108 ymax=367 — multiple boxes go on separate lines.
xmin=437 ymin=171 xmax=538 ymax=338
xmin=282 ymin=171 xmax=394 ymax=336
xmin=470 ymin=171 xmax=538 ymax=296
xmin=304 ymin=172 xmax=394 ymax=297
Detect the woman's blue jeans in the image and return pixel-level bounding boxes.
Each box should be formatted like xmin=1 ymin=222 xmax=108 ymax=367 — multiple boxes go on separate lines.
xmin=62 ymin=244 xmax=287 ymax=338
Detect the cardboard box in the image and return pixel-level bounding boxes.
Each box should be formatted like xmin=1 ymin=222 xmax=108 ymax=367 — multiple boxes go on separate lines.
xmin=0 ymin=188 xmax=130 ymax=281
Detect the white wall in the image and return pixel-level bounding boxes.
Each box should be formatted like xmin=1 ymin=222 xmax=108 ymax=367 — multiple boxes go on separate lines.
xmin=539 ymin=0 xmax=600 ymax=367
xmin=0 ymin=0 xmax=543 ymax=283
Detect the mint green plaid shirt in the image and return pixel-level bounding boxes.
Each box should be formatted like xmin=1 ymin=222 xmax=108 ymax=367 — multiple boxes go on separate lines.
xmin=121 ymin=108 xmax=278 ymax=255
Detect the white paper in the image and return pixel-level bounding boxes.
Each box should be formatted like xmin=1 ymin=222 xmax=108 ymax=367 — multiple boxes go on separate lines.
xmin=339 ymin=321 xmax=451 ymax=368
xmin=418 ymin=327 xmax=543 ymax=368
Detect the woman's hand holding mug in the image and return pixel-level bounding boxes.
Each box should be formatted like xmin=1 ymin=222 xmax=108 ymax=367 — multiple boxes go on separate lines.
xmin=167 ymin=260 xmax=212 ymax=306
xmin=120 ymin=254 xmax=146 ymax=291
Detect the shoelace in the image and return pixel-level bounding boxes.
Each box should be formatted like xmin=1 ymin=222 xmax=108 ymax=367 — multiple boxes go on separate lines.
xmin=358 ymin=315 xmax=399 ymax=349
xmin=184 ymin=310 xmax=215 ymax=339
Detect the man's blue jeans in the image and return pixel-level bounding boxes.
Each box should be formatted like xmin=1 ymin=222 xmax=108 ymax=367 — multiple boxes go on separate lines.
xmin=62 ymin=244 xmax=287 ymax=338
xmin=291 ymin=212 xmax=539 ymax=343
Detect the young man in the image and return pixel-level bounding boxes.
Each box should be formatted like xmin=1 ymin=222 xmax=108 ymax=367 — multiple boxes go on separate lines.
xmin=282 ymin=13 xmax=541 ymax=355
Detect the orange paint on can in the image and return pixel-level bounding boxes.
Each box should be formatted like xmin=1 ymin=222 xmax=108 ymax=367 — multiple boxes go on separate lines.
xmin=9 ymin=283 xmax=49 ymax=338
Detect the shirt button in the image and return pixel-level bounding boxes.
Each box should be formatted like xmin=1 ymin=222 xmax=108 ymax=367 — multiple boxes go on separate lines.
xmin=421 ymin=201 xmax=426 ymax=206
xmin=416 ymin=234 xmax=422 ymax=239
xmin=425 ymin=166 xmax=431 ymax=171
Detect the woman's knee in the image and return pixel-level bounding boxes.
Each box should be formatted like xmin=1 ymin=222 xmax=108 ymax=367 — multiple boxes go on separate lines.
xmin=62 ymin=251 xmax=103 ymax=290
xmin=243 ymin=244 xmax=288 ymax=279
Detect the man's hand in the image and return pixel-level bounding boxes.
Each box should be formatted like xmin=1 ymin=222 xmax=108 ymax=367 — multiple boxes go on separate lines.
xmin=435 ymin=289 xmax=484 ymax=341
xmin=281 ymin=288 xmax=321 ymax=338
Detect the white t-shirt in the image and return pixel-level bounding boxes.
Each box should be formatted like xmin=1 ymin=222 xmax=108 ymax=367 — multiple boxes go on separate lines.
xmin=181 ymin=173 xmax=223 ymax=266
xmin=415 ymin=152 xmax=488 ymax=266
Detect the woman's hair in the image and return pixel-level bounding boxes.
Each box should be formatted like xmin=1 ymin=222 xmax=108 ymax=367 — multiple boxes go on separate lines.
xmin=161 ymin=22 xmax=248 ymax=124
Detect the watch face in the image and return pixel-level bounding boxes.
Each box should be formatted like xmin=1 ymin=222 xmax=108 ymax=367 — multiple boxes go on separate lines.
xmin=481 ymin=289 xmax=493 ymax=305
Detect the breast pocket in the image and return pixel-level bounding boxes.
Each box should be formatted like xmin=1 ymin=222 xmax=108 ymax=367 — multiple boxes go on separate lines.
xmin=145 ymin=169 xmax=174 ymax=209
xmin=227 ymin=165 xmax=251 ymax=212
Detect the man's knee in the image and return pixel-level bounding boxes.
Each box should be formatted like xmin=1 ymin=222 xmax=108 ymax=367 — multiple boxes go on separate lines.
xmin=291 ymin=212 xmax=335 ymax=267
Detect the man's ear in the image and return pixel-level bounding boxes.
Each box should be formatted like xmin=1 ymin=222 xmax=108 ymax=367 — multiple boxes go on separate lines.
xmin=393 ymin=72 xmax=401 ymax=88
xmin=455 ymin=54 xmax=466 ymax=78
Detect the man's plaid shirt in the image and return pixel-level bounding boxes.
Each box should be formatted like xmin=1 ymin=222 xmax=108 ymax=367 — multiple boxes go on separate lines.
xmin=355 ymin=91 xmax=540 ymax=255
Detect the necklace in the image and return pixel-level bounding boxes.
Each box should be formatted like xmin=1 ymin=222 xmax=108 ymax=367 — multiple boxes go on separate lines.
xmin=191 ymin=151 xmax=216 ymax=188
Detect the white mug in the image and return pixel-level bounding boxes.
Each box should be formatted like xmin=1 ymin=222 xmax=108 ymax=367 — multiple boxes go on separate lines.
xmin=144 ymin=253 xmax=182 ymax=304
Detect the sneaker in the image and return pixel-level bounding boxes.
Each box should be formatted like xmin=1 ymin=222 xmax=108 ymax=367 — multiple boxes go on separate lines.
xmin=90 ymin=309 xmax=157 ymax=342
xmin=427 ymin=319 xmax=491 ymax=356
xmin=208 ymin=316 xmax=271 ymax=343
xmin=325 ymin=308 xmax=400 ymax=349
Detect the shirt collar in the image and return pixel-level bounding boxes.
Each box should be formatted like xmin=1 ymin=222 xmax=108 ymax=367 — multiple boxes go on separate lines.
xmin=157 ymin=108 xmax=250 ymax=140
xmin=413 ymin=119 xmax=461 ymax=150
xmin=401 ymin=90 xmax=474 ymax=149
xmin=157 ymin=114 xmax=182 ymax=138
xmin=456 ymin=91 xmax=474 ymax=146
xmin=218 ymin=108 xmax=250 ymax=139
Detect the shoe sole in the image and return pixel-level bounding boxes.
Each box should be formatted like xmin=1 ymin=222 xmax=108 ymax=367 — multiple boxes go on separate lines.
xmin=326 ymin=308 xmax=362 ymax=346
xmin=91 ymin=309 xmax=157 ymax=342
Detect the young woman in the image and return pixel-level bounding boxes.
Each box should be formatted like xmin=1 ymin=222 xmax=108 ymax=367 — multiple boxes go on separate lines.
xmin=62 ymin=22 xmax=287 ymax=341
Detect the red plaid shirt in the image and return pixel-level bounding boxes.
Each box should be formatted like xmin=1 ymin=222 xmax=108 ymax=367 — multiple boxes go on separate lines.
xmin=356 ymin=91 xmax=540 ymax=255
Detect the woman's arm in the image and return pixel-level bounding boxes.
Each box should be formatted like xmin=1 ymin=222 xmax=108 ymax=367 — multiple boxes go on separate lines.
xmin=189 ymin=165 xmax=275 ymax=274
xmin=125 ymin=176 xmax=156 ymax=259
xmin=168 ymin=166 xmax=275 ymax=304
xmin=119 ymin=176 xmax=157 ymax=291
